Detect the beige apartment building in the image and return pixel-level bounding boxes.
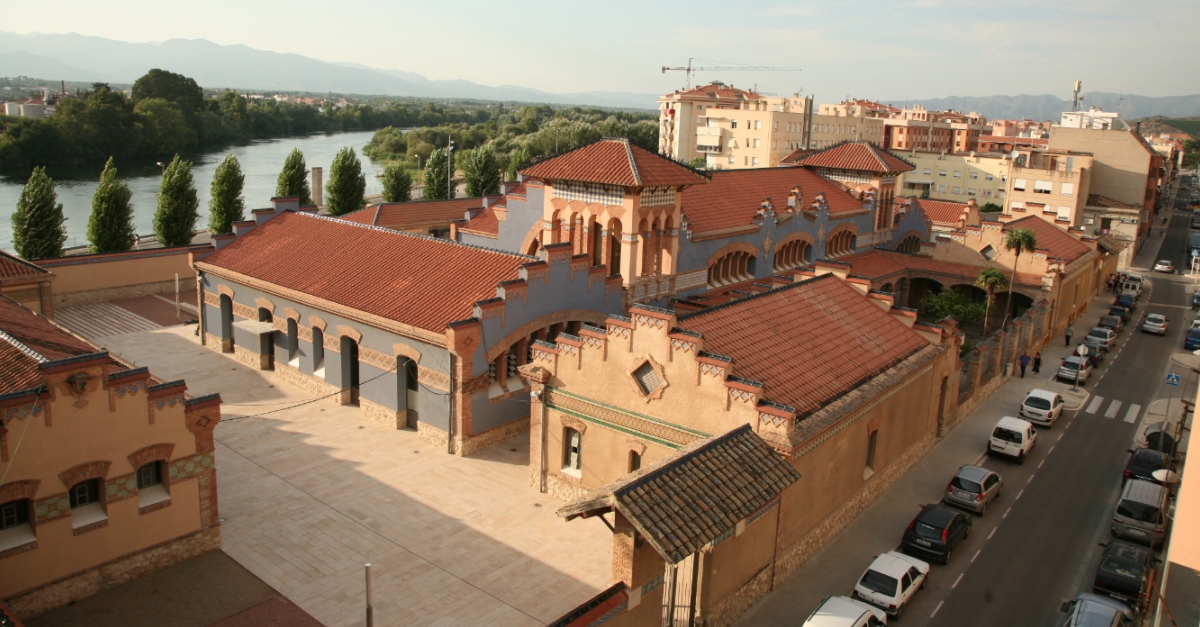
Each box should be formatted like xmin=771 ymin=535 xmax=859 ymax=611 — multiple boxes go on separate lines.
xmin=658 ymin=84 xmax=883 ymax=169
xmin=1001 ymin=149 xmax=1094 ymax=228
xmin=818 ymin=100 xmax=988 ymax=153
xmin=897 ymin=151 xmax=1010 ymax=206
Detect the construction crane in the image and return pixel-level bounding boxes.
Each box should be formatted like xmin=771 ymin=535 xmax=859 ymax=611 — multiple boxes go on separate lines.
xmin=661 ymin=58 xmax=801 ymax=89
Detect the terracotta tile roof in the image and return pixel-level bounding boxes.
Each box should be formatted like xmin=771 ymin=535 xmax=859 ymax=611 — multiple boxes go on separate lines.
xmin=558 ymin=425 xmax=800 ymax=564
xmin=679 ymin=168 xmax=864 ymax=234
xmin=0 ymin=250 xmax=49 ymax=280
xmin=520 ymin=139 xmax=709 ymax=188
xmin=1004 ymin=215 xmax=1091 ymax=263
xmin=197 ymin=212 xmax=532 ymax=333
xmin=673 ymin=83 xmax=759 ymax=100
xmin=678 ymin=274 xmax=928 ymax=417
xmin=841 ymin=249 xmax=1043 ymax=288
xmin=460 ymin=205 xmax=500 ymax=237
xmin=340 ymin=198 xmax=482 ymax=229
xmin=779 ymin=148 xmax=822 ymax=165
xmin=1086 ymin=194 xmax=1135 ymax=210
xmin=0 ymin=295 xmax=101 ymax=392
xmin=798 ymin=142 xmax=915 ymax=174
xmin=916 ymin=199 xmax=970 ymax=226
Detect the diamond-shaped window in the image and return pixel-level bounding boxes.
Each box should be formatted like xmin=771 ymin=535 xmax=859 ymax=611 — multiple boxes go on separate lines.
xmin=633 ymin=361 xmax=664 ymax=395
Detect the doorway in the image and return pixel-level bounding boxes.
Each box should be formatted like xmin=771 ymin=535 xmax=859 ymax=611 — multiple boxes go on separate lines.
xmin=341 ymin=337 xmax=360 ymax=405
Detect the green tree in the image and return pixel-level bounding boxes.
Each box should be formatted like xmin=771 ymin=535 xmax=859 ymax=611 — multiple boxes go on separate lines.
xmin=506 ymin=147 xmax=530 ymax=182
xmin=462 ymin=145 xmax=501 ymax=197
xmin=922 ymin=291 xmax=985 ymax=324
xmin=275 ymin=148 xmax=313 ymax=205
xmin=135 ymin=98 xmax=198 ymax=155
xmin=208 ymin=154 xmax=245 ymax=234
xmin=325 ymin=147 xmax=367 ymax=216
xmin=975 ymin=267 xmax=1010 ymax=334
xmin=153 ymin=155 xmax=200 ymax=247
xmin=980 ymin=202 xmax=1002 ymax=213
xmin=379 ymin=162 xmax=412 ymax=203
xmin=422 ymin=147 xmax=452 ymax=200
xmin=11 ymin=166 xmax=67 ymax=259
xmin=688 ymin=157 xmax=707 ymax=170
xmin=87 ymin=157 xmax=135 ymax=253
xmin=1002 ymin=227 xmax=1037 ymax=319
xmin=132 ymin=69 xmax=205 ymax=117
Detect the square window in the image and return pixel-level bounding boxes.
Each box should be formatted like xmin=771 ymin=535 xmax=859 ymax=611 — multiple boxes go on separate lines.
xmin=70 ymin=479 xmax=100 ymax=508
xmin=953 ymin=171 xmax=962 ymax=178
xmin=137 ymin=462 xmax=162 ymax=489
xmin=923 ymin=168 xmax=932 ymax=175
xmin=752 ymin=157 xmax=760 ymax=166
xmin=970 ymin=172 xmax=979 ymax=180
xmin=952 ymin=186 xmax=961 ymax=194
xmin=0 ymin=500 xmax=29 ymax=529
xmin=985 ymin=173 xmax=994 ymax=181
xmin=633 ymin=362 xmax=664 ymax=395
xmin=939 ymin=170 xmax=947 ymax=177
xmin=753 ymin=138 xmax=760 ymax=148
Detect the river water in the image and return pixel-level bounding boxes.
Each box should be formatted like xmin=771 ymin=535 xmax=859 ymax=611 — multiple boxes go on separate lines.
xmin=0 ymin=130 xmax=380 ymax=251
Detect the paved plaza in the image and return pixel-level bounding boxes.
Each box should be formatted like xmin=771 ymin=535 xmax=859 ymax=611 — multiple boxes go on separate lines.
xmin=91 ymin=324 xmax=612 ymax=627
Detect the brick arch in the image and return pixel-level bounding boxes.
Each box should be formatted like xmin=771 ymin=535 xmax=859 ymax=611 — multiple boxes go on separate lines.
xmin=705 ymin=241 xmax=760 ymax=268
xmin=560 ymin=415 xmax=588 ymax=435
xmin=520 ymin=222 xmax=543 ymax=258
xmin=282 ymin=308 xmax=301 ymax=322
xmin=706 ymin=241 xmax=760 ymax=288
xmin=254 ymin=297 xmax=275 ymax=313
xmin=0 ymin=479 xmax=40 ymax=504
xmin=336 ymin=325 xmax=363 ymax=343
xmin=774 ymin=231 xmax=815 ymax=271
xmin=308 ymin=316 xmax=328 ymax=332
xmin=626 ymin=440 xmax=647 ymax=456
xmin=825 ymin=224 xmax=860 ymax=258
xmin=59 ymin=460 xmax=111 ymax=490
xmin=127 ymin=443 xmax=175 ymax=471
xmin=485 ymin=309 xmax=609 ymax=362
xmin=216 ymin=284 xmax=235 ymax=298
xmin=393 ymin=343 xmax=422 ymax=365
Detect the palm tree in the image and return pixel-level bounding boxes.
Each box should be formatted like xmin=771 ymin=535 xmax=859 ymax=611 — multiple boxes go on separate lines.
xmin=1002 ymin=227 xmax=1037 ymax=322
xmin=975 ymin=267 xmax=1009 ymax=334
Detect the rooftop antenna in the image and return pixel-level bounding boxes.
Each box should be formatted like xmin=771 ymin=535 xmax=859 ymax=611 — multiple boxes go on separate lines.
xmin=1071 ymin=80 xmax=1083 ymax=112
xmin=661 ymin=58 xmax=801 ymax=89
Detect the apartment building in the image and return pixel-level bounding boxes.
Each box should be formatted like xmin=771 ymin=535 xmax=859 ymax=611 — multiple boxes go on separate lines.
xmin=818 ymin=100 xmax=988 ymax=153
xmin=896 ymin=151 xmax=1010 ymax=205
xmin=658 ymin=84 xmax=884 ymax=169
xmin=1001 ymin=148 xmax=1094 ymax=228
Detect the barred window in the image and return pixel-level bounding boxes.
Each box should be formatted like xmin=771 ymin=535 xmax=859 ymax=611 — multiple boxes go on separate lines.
xmin=633 ymin=362 xmax=664 ymax=395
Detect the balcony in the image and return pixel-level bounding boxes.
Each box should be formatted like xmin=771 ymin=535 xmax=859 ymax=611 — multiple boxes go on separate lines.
xmin=696 ymin=144 xmax=722 ymax=153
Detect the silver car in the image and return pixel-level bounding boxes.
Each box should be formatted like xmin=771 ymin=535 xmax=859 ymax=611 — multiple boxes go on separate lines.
xmin=1142 ymin=313 xmax=1168 ymax=335
xmin=943 ymin=465 xmax=1003 ymax=515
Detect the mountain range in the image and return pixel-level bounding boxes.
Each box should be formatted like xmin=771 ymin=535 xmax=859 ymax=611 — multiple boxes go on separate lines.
xmin=2 ymin=31 xmax=1199 ymax=120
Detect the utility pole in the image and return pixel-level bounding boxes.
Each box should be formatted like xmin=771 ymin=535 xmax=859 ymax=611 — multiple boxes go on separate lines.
xmin=1072 ymin=80 xmax=1083 ymax=113
xmin=447 ymin=137 xmax=455 ymax=199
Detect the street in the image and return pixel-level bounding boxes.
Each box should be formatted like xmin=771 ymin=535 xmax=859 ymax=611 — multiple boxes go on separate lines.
xmin=741 ymin=188 xmax=1196 ymax=627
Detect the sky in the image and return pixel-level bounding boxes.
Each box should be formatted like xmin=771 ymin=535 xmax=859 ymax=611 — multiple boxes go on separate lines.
xmin=5 ymin=0 xmax=1199 ymax=100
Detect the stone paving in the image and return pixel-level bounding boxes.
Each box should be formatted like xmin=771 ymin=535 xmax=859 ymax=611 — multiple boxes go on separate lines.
xmin=94 ymin=325 xmax=612 ymax=627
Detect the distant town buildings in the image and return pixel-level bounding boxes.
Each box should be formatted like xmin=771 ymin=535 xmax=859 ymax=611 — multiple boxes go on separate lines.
xmin=896 ymin=151 xmax=1011 ymax=205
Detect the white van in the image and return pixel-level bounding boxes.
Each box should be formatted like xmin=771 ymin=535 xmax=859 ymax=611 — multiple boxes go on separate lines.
xmin=989 ymin=416 xmax=1037 ymax=464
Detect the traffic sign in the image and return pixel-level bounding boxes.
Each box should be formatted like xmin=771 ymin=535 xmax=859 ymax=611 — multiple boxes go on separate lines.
xmin=1076 ymin=344 xmax=1089 ymax=357
xmin=1166 ymin=373 xmax=1181 ymax=387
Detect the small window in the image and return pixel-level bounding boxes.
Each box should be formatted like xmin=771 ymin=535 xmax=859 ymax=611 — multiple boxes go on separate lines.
xmin=728 ymin=155 xmax=735 ymax=165
xmin=952 ymin=186 xmax=961 ymax=194
xmin=981 ymin=244 xmax=998 ymax=260
xmin=136 ymin=462 xmax=162 ymax=489
xmin=731 ymin=120 xmax=738 ymax=129
xmin=937 ymin=185 xmax=946 ymax=193
xmin=939 ymin=170 xmax=947 ymax=177
xmin=69 ymin=479 xmax=107 ymax=530
xmin=923 ymin=168 xmax=932 ymax=175
xmin=633 ymin=362 xmax=664 ymax=395
xmin=0 ymin=500 xmax=29 ymax=530
xmin=563 ymin=428 xmax=582 ymax=473
xmin=629 ymin=451 xmax=642 ymax=472
xmin=1013 ymin=178 xmax=1027 ymax=191
xmin=312 ymin=327 xmax=325 ymax=374
xmin=755 ymin=120 xmax=761 ymax=130
xmin=970 ymin=172 xmax=979 ymax=180
xmin=866 ymin=429 xmax=878 ymax=471
xmin=985 ymin=173 xmax=994 ymax=181
xmin=752 ymin=157 xmax=760 ymax=166
xmin=1061 ymin=182 xmax=1075 ymax=196
xmin=70 ymin=479 xmax=100 ymax=508
xmin=137 ymin=462 xmax=171 ymax=509
xmin=953 ymin=170 xmax=962 ymax=178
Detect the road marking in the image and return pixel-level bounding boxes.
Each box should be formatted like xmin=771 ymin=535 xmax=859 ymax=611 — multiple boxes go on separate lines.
xmin=1038 ymin=459 xmax=1045 ymax=468
xmin=1105 ymin=400 xmax=1123 ymax=419
xmin=1064 ymin=421 xmax=1072 ymax=430
xmin=988 ymin=527 xmax=997 ymax=539
xmin=971 ymin=549 xmax=981 ymax=563
xmin=1086 ymin=396 xmax=1105 ymax=414
xmin=931 ymin=601 xmax=944 ymax=618
xmin=1028 ymin=475 xmax=1035 ymax=483
xmin=952 ymin=573 xmax=964 ymax=588
xmin=1048 ymin=446 xmax=1055 ymax=455
xmin=1003 ymin=507 xmax=1011 ymax=518
xmin=1016 ymin=489 xmax=1024 ymax=500
xmin=1125 ymin=404 xmax=1141 ymax=423
xmin=1057 ymin=432 xmax=1064 ymax=441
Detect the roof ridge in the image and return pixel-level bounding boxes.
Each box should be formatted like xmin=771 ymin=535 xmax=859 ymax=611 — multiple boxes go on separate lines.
xmin=619 ymin=138 xmax=641 ymax=186
xmin=0 ymin=250 xmax=49 ymax=274
xmin=0 ymin=327 xmax=48 ymax=364
xmin=295 ymin=211 xmax=536 ymax=262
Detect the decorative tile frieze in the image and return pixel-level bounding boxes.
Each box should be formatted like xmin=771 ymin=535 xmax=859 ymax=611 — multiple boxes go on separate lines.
xmin=545 ymin=388 xmax=706 ymax=448
xmin=640 ymin=187 xmax=675 ymax=208
xmin=34 ymin=493 xmax=70 ymax=523
xmin=167 ymin=453 xmax=215 ymax=482
xmin=105 ymin=474 xmax=138 ymax=503
xmin=553 ymin=181 xmax=624 ymax=206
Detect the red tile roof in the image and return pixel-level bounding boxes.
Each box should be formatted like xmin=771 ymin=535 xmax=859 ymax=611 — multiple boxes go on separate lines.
xmin=341 ymin=198 xmax=482 ymax=229
xmin=0 ymin=296 xmax=101 ymax=392
xmin=674 ymin=83 xmax=759 ymax=99
xmin=197 ymin=212 xmax=532 ymax=333
xmin=460 ymin=205 xmax=500 ymax=237
xmin=798 ymin=142 xmax=915 ymax=174
xmin=1004 ymin=216 xmax=1091 ymax=263
xmin=679 ymin=168 xmax=865 ymax=234
xmin=841 ymin=249 xmax=1043 ymax=287
xmin=678 ymin=274 xmax=928 ymax=417
xmin=916 ymin=199 xmax=970 ymax=226
xmin=0 ymin=250 xmax=49 ymax=280
xmin=520 ymin=139 xmax=709 ymax=188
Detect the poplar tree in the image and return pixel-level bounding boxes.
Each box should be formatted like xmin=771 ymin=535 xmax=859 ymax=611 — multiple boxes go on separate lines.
xmin=379 ymin=162 xmax=412 ymax=203
xmin=208 ymin=154 xmax=245 ymax=234
xmin=462 ymin=145 xmax=501 ymax=197
xmin=87 ymin=158 xmax=135 ymax=253
xmin=153 ymin=154 xmax=200 ymax=247
xmin=11 ymin=167 xmax=68 ymax=259
xmin=506 ymin=148 xmax=530 ymax=182
xmin=422 ymin=147 xmax=451 ymax=200
xmin=325 ymin=147 xmax=366 ymax=216
xmin=275 ymin=148 xmax=313 ymax=205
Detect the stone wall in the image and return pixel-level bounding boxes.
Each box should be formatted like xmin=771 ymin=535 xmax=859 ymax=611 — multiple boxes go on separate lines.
xmin=705 ymin=563 xmax=773 ymax=627
xmin=460 ymin=415 xmax=530 ymax=456
xmin=52 ymin=279 xmax=179 ymax=308
xmin=6 ymin=525 xmax=221 ymax=619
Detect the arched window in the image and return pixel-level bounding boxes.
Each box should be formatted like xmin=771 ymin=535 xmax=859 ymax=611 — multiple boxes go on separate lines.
xmin=312 ymin=326 xmax=325 ymax=375
xmin=774 ymin=240 xmax=811 ymax=271
xmin=826 ymin=230 xmax=857 ymax=258
xmin=286 ymin=318 xmax=298 ymax=364
xmin=707 ymin=250 xmax=757 ymax=288
xmin=219 ymin=294 xmax=234 ymax=352
xmin=897 ymin=235 xmax=922 ymax=255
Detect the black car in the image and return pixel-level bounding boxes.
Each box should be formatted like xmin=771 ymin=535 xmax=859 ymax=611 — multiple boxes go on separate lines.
xmin=901 ymin=504 xmax=972 ymax=564
xmin=1143 ymin=423 xmax=1179 ymax=457
xmin=1093 ymin=540 xmax=1154 ymax=608
xmin=1107 ymin=307 xmax=1132 ymax=323
xmin=1124 ymin=448 xmax=1171 ymax=485
xmin=1192 ymin=289 xmax=1200 ymax=310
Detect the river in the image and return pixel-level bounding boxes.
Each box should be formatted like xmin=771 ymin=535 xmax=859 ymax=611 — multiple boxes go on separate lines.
xmin=0 ymin=130 xmax=381 ymax=251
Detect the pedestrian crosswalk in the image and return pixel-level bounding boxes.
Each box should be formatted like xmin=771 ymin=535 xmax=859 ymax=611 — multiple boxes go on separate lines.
xmin=1083 ymin=395 xmax=1142 ymax=424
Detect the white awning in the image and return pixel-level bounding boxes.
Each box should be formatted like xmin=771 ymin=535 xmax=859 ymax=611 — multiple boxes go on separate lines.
xmin=233 ymin=320 xmax=277 ymax=335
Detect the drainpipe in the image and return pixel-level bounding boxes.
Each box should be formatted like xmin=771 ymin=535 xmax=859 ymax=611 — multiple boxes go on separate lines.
xmin=447 ymin=353 xmax=456 ymax=455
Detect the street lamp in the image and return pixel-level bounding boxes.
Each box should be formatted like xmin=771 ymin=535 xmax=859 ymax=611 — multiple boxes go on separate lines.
xmin=155 ymin=161 xmax=165 ymax=175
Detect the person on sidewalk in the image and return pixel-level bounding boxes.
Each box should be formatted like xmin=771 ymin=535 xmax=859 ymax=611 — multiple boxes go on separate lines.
xmin=1065 ymin=326 xmax=1073 ymax=347
xmin=1033 ymin=352 xmax=1042 ymax=377
xmin=1019 ymin=352 xmax=1031 ymax=378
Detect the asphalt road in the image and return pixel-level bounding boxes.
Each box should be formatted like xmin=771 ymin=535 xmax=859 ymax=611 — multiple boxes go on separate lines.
xmin=923 ymin=208 xmax=1194 ymax=626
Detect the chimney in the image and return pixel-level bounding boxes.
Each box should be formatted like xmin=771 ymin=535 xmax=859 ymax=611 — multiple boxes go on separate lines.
xmin=311 ymin=167 xmax=323 ymax=207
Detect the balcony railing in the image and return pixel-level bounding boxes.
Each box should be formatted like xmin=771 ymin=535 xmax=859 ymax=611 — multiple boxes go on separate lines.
xmin=696 ymin=144 xmax=722 ymax=153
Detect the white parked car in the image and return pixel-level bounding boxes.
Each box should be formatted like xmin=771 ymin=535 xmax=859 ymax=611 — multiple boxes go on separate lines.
xmin=851 ymin=551 xmax=929 ymax=619
xmin=1019 ymin=389 xmax=1064 ymax=427
xmin=802 ymin=595 xmax=887 ymax=627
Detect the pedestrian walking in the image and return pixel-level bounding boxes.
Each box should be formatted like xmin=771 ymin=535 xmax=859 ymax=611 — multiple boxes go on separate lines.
xmin=1019 ymin=352 xmax=1030 ymax=378
xmin=1033 ymin=352 xmax=1042 ymax=377
xmin=1065 ymin=325 xmax=1074 ymax=347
